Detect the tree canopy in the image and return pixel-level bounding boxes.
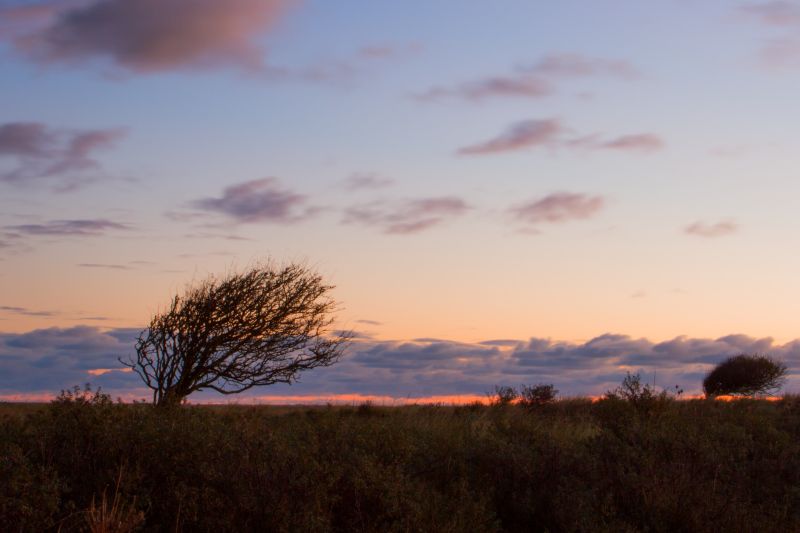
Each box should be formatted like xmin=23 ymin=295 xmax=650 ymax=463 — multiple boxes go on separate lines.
xmin=122 ymin=263 xmax=350 ymax=406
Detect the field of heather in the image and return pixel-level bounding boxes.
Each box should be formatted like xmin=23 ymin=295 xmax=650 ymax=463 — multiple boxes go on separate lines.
xmin=2 ymin=390 xmax=800 ymax=532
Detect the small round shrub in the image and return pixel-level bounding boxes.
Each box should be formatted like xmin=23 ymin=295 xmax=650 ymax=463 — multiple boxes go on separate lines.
xmin=703 ymin=354 xmax=787 ymax=397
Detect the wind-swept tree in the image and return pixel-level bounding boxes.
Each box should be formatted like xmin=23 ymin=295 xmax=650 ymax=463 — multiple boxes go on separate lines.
xmin=122 ymin=262 xmax=349 ymax=406
xmin=703 ymin=354 xmax=787 ymax=398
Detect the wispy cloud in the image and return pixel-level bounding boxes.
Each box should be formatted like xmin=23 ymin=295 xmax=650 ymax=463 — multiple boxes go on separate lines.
xmin=0 ymin=122 xmax=125 ymax=188
xmin=343 ymin=196 xmax=470 ymax=234
xmin=599 ymin=133 xmax=664 ymax=152
xmin=741 ymin=1 xmax=800 ymax=26
xmin=414 ymin=52 xmax=639 ymax=102
xmin=343 ymin=173 xmax=394 ymax=191
xmin=521 ymin=53 xmax=641 ymax=79
xmin=509 ymin=192 xmax=605 ymax=228
xmin=684 ymin=220 xmax=738 ymax=238
xmin=6 ymin=219 xmax=131 ymax=237
xmin=415 ymin=76 xmax=553 ymax=102
xmin=458 ymin=119 xmax=563 ymax=155
xmin=458 ymin=118 xmax=663 ymax=156
xmin=358 ymin=43 xmax=421 ymax=61
xmin=77 ymin=263 xmax=132 ymax=270
xmin=0 ymin=305 xmax=57 ymax=317
xmin=192 ymin=178 xmax=318 ymax=224
xmin=741 ymin=2 xmax=800 ymax=67
xmin=0 ymin=0 xmax=296 ymax=73
xmin=356 ymin=319 xmax=383 ymax=326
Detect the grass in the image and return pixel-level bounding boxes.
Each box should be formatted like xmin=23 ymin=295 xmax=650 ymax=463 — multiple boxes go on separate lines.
xmin=1 ymin=390 xmax=800 ymax=531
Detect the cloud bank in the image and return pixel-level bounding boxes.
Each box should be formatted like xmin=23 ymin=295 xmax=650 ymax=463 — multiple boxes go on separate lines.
xmin=2 ymin=326 xmax=799 ymax=400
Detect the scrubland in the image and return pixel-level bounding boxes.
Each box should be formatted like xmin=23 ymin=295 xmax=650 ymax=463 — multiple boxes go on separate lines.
xmin=2 ymin=389 xmax=800 ymax=532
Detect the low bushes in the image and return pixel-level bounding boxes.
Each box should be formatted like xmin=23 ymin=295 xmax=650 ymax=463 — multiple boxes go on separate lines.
xmin=1 ymin=389 xmax=799 ymax=531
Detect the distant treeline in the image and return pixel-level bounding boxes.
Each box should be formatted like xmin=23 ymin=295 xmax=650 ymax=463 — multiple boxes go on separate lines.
xmin=2 ymin=388 xmax=800 ymax=532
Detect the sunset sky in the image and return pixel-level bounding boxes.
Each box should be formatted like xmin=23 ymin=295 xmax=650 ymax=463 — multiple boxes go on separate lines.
xmin=2 ymin=0 xmax=800 ymax=402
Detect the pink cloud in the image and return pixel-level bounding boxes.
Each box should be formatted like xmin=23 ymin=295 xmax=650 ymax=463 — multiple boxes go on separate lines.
xmin=415 ymin=53 xmax=639 ymax=103
xmin=458 ymin=119 xmax=664 ymax=156
xmin=415 ymin=76 xmax=552 ymax=102
xmin=458 ymin=119 xmax=562 ymax=155
xmin=524 ymin=53 xmax=641 ymax=79
xmin=684 ymin=221 xmax=738 ymax=238
xmin=742 ymin=1 xmax=800 ymax=26
xmin=600 ymin=133 xmax=664 ymax=152
xmin=741 ymin=3 xmax=800 ymax=68
xmin=343 ymin=196 xmax=470 ymax=234
xmin=4 ymin=0 xmax=296 ymax=72
xmin=510 ymin=192 xmax=605 ymax=225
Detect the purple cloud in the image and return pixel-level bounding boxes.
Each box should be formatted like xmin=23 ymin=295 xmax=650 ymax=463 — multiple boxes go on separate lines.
xmin=343 ymin=196 xmax=470 ymax=234
xmin=192 ymin=178 xmax=316 ymax=224
xmin=600 ymin=133 xmax=664 ymax=152
xmin=510 ymin=192 xmax=605 ymax=226
xmin=2 ymin=0 xmax=295 ymax=73
xmin=685 ymin=221 xmax=738 ymax=238
xmin=523 ymin=53 xmax=641 ymax=79
xmin=6 ymin=219 xmax=131 ymax=237
xmin=458 ymin=119 xmax=563 ymax=155
xmin=415 ymin=76 xmax=553 ymax=102
xmin=0 ymin=122 xmax=125 ymax=188
xmin=458 ymin=119 xmax=663 ymax=156
xmin=415 ymin=53 xmax=638 ymax=103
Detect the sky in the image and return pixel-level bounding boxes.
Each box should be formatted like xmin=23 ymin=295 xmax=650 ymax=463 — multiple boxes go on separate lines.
xmin=1 ymin=0 xmax=800 ymax=402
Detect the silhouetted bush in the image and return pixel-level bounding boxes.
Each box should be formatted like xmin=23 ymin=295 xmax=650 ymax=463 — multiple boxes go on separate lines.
xmin=518 ymin=383 xmax=558 ymax=408
xmin=605 ymin=372 xmax=658 ymax=403
xmin=703 ymin=354 xmax=787 ymax=397
xmin=491 ymin=385 xmax=518 ymax=405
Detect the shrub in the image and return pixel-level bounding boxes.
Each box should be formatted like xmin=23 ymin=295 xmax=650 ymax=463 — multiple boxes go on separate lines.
xmin=491 ymin=386 xmax=518 ymax=405
xmin=519 ymin=384 xmax=558 ymax=408
xmin=605 ymin=372 xmax=660 ymax=403
xmin=703 ymin=354 xmax=788 ymax=397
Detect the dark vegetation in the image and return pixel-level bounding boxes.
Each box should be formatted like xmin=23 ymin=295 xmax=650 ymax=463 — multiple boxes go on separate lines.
xmin=122 ymin=263 xmax=349 ymax=407
xmin=2 ymin=383 xmax=800 ymax=532
xmin=703 ymin=354 xmax=787 ymax=397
